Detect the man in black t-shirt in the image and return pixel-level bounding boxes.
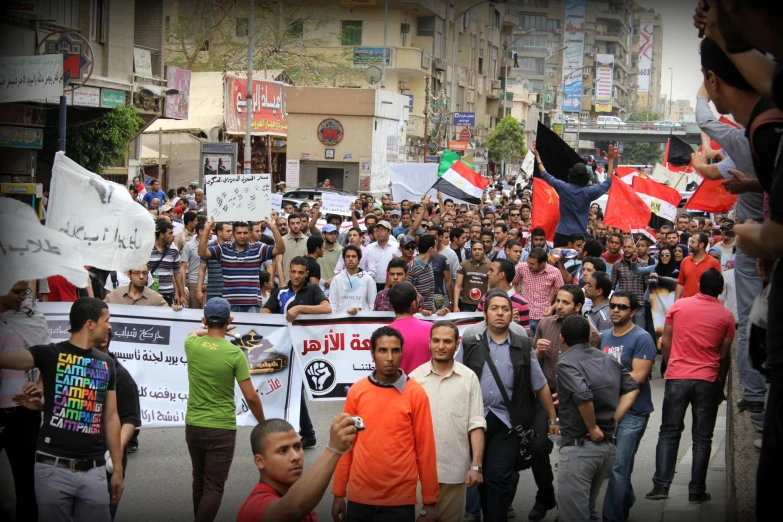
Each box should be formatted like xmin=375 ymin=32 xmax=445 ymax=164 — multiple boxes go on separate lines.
xmin=98 ymin=329 xmax=140 ymax=521
xmin=0 ymin=297 xmax=124 ymax=522
xmin=306 ymin=235 xmax=324 ymax=286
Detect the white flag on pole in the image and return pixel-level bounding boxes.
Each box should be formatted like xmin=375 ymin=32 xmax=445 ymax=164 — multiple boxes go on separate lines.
xmin=0 ymin=197 xmax=88 ymax=294
xmin=47 ymin=152 xmax=156 ymax=272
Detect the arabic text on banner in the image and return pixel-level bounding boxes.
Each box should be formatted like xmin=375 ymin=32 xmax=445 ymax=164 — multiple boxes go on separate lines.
xmin=521 ymin=150 xmax=535 ymax=177
xmin=46 ymin=152 xmax=156 ymax=272
xmin=285 ymin=159 xmax=300 ymax=187
xmin=224 ymin=76 xmax=288 ymax=136
xmin=0 ymin=54 xmax=63 ymax=104
xmin=0 ymin=198 xmax=88 ymax=294
xmin=204 ymin=174 xmax=272 ymax=222
xmin=319 ymin=192 xmax=354 ymax=216
xmin=292 ymin=312 xmax=483 ymax=401
xmin=39 ymin=303 xmax=301 ymax=430
xmin=271 ymin=193 xmax=283 ymax=211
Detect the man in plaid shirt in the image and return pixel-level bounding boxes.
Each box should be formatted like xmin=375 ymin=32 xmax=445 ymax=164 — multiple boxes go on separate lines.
xmin=373 ymin=258 xmax=429 ymax=314
xmin=514 ymin=247 xmax=564 ymax=337
xmin=610 ymin=237 xmax=649 ymax=329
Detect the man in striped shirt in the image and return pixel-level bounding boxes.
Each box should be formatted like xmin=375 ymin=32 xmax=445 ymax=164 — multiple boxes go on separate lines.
xmin=149 ymin=221 xmax=185 ymax=306
xmin=199 ymin=215 xmax=285 ymax=313
xmin=406 ymin=234 xmax=437 ymax=313
xmin=478 ymin=259 xmax=531 ymax=333
xmin=514 ymin=248 xmax=565 ymax=337
xmin=197 ymin=222 xmax=232 ymax=305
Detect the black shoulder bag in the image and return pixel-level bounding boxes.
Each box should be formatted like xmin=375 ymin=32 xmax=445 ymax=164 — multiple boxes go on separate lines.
xmin=483 ymin=350 xmax=536 ymax=471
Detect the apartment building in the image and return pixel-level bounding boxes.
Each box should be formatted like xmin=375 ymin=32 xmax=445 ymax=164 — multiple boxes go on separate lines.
xmin=630 ymin=5 xmax=663 ymax=118
xmin=669 ymin=99 xmax=695 ymax=122
xmin=0 ymin=0 xmax=168 ymax=183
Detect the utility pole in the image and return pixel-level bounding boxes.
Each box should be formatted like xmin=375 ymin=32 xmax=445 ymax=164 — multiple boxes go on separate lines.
xmin=423 ymin=76 xmax=430 ymax=162
xmin=244 ymin=0 xmax=254 ymax=174
xmin=381 ymin=0 xmax=388 ymax=89
xmin=158 ymin=127 xmax=163 ymax=186
xmin=668 ymin=67 xmax=673 ymax=121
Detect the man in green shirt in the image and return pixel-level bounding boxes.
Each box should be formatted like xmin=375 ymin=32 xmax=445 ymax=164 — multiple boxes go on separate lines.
xmin=185 ymin=297 xmax=265 ymax=522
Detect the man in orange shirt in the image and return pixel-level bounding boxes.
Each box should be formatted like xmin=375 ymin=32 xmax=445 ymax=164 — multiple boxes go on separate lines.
xmin=675 ymin=232 xmax=721 ymax=300
xmin=331 ymin=326 xmax=439 ymax=522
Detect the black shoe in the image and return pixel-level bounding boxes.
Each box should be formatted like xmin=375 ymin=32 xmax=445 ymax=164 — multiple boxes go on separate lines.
xmin=689 ymin=492 xmax=711 ymax=504
xmin=645 ymin=487 xmax=669 ymax=500
xmin=127 ymin=441 xmax=139 ymax=454
xmin=528 ymin=500 xmax=556 ymax=521
xmin=624 ymin=507 xmax=630 ymax=520
xmin=750 ymin=412 xmax=765 ymax=423
xmin=737 ymin=399 xmax=764 ymax=413
xmin=301 ymin=437 xmax=317 ymax=448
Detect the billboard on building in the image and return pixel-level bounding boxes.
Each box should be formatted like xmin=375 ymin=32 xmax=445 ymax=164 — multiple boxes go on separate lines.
xmin=595 ymin=54 xmax=615 ymax=113
xmin=561 ymin=0 xmax=586 ymax=112
xmin=165 ymin=67 xmax=191 ymax=120
xmin=637 ymin=23 xmax=653 ymax=93
xmin=224 ymin=75 xmax=288 ymax=136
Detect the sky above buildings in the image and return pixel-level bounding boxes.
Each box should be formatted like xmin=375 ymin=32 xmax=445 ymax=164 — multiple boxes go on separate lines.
xmin=636 ymin=0 xmax=704 ymax=106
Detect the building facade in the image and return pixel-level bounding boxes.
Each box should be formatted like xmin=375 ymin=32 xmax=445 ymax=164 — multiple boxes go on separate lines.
xmin=630 ymin=4 xmax=663 ymax=119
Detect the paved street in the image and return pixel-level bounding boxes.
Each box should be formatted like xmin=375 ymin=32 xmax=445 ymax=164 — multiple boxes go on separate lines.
xmin=0 ymin=357 xmax=730 ymax=522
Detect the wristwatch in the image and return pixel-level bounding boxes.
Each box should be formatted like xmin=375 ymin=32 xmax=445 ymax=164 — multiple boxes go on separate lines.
xmin=548 ymin=418 xmax=559 ymax=425
xmin=470 ymin=465 xmax=483 ymax=473
xmin=420 ymin=509 xmax=428 ymax=517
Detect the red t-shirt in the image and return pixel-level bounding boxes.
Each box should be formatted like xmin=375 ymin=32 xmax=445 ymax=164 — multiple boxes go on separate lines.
xmin=236 ymin=482 xmax=318 ymax=522
xmin=677 ymin=254 xmax=722 ymax=298
xmin=46 ymin=275 xmax=78 ymax=302
xmin=601 ymin=251 xmax=623 ymax=265
xmin=665 ymin=293 xmax=735 ymax=382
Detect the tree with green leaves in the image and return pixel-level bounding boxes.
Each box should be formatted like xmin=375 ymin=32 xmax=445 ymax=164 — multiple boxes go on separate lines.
xmin=618 ymin=112 xmax=664 ymax=165
xmin=166 ymin=0 xmax=360 ymax=87
xmin=487 ymin=116 xmax=526 ymax=166
xmin=43 ymin=104 xmax=143 ymax=175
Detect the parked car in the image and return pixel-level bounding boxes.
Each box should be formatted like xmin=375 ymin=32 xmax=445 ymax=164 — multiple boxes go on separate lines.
xmin=596 ymin=115 xmax=626 ymax=127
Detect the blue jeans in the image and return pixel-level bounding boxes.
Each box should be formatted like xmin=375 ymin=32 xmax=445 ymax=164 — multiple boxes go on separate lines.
xmin=652 ymin=379 xmax=721 ymax=494
xmin=465 ymin=485 xmax=481 ymax=517
xmin=529 ymin=319 xmax=540 ymax=338
xmin=734 ymin=248 xmax=767 ymax=401
xmin=230 ymin=305 xmax=260 ymax=313
xmin=603 ymin=414 xmax=649 ymax=522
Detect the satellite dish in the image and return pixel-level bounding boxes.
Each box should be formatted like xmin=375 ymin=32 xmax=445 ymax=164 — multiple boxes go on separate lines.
xmin=364 ymin=66 xmax=382 ymax=86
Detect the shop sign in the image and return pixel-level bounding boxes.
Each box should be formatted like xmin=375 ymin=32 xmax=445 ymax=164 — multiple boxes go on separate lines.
xmin=317 ymin=118 xmax=344 ymax=146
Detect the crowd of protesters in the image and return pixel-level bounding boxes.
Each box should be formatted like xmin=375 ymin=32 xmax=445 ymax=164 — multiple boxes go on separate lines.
xmin=1 ymin=2 xmax=782 ymax=521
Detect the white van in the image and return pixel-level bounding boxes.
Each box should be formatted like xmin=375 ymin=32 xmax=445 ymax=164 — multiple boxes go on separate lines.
xmin=596 ymin=115 xmax=626 ymax=127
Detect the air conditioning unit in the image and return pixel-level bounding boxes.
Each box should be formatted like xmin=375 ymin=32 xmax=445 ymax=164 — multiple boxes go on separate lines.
xmin=433 ymin=57 xmax=446 ymax=71
xmin=555 ymin=29 xmax=561 ymax=34
xmin=398 ymin=81 xmax=409 ymax=90
xmin=583 ymin=73 xmax=590 ymax=79
xmin=401 ymin=23 xmax=410 ymax=34
xmin=549 ymin=72 xmax=555 ymax=77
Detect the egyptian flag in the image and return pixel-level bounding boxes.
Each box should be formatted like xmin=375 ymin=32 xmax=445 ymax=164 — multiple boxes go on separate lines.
xmin=615 ymin=166 xmax=645 ymax=185
xmin=664 ymin=136 xmax=694 ymax=173
xmin=604 ymin=175 xmax=652 ymax=232
xmin=531 ymin=177 xmax=560 ymax=242
xmin=535 ymin=121 xmax=582 ymax=181
xmin=686 ymin=178 xmax=737 ymax=213
xmin=633 ymin=176 xmax=681 ymax=231
xmin=436 ymin=151 xmax=490 ymax=205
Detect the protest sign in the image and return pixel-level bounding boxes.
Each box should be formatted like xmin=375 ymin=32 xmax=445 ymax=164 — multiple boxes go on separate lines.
xmin=319 ymin=192 xmax=354 ymax=216
xmin=0 ymin=198 xmax=88 ymax=294
xmin=285 ymin=159 xmax=300 ymax=187
xmin=271 ymin=192 xmax=283 ymax=211
xmin=38 ymin=303 xmax=301 ymax=429
xmin=521 ymin=150 xmax=535 ymax=177
xmin=0 ymin=54 xmax=63 ymax=103
xmin=389 ymin=163 xmax=438 ymax=203
xmin=47 ymin=152 xmax=155 ymax=272
xmin=291 ymin=312 xmax=483 ymax=400
xmin=204 ymin=174 xmax=272 ymax=222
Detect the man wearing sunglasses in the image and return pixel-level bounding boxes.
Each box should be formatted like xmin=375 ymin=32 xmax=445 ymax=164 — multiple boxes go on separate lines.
xmin=600 ymin=291 xmax=657 ymax=522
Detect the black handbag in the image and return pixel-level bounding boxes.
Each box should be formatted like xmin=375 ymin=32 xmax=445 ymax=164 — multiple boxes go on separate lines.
xmin=483 ymin=351 xmax=535 ymax=471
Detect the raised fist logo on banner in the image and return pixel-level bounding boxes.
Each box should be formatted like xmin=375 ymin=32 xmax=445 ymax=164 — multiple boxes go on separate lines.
xmin=305 ymin=360 xmax=336 ymax=393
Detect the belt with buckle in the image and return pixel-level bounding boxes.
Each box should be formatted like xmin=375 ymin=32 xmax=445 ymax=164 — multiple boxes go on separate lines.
xmin=36 ymin=453 xmax=106 ymax=472
xmin=1 ymin=407 xmax=20 ymax=413
xmin=561 ymin=436 xmax=616 ymax=447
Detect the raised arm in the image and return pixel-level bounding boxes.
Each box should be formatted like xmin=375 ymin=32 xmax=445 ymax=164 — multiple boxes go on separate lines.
xmin=198 ymin=218 xmax=215 ymax=259
xmin=267 ymin=211 xmax=285 ymax=257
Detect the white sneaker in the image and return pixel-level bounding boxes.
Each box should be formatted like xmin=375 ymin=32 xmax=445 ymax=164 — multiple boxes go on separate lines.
xmin=754 ymin=439 xmax=762 ymax=450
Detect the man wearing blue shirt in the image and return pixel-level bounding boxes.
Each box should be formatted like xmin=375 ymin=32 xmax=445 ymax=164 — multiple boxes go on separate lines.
xmin=142 ymin=179 xmax=167 ymax=209
xmin=600 ymin=291 xmax=657 ymax=522
xmin=530 ymin=145 xmax=615 ymax=248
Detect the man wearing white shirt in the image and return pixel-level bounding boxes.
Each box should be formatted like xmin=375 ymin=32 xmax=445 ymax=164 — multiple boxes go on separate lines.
xmin=329 ymin=246 xmax=377 ymax=314
xmin=364 ymin=220 xmax=399 ymax=292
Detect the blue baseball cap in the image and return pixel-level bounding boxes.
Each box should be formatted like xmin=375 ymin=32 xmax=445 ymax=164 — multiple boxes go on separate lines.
xmin=204 ymin=297 xmax=231 ymax=325
xmin=322 ymin=224 xmax=338 ymax=233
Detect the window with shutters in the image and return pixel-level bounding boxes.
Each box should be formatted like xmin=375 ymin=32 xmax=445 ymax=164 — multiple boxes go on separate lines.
xmin=341 ymin=21 xmax=362 ymax=46
xmin=91 ymin=0 xmax=107 ymax=43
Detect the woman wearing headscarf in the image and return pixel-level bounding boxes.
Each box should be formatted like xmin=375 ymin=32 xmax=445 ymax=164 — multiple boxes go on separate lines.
xmin=531 ymin=144 xmax=616 ymax=247
xmin=674 ymin=243 xmax=690 ymax=264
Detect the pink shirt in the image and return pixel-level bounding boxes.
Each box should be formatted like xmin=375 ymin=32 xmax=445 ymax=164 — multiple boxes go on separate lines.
xmin=665 ymin=293 xmax=735 ymax=382
xmin=389 ymin=317 xmax=433 ymax=374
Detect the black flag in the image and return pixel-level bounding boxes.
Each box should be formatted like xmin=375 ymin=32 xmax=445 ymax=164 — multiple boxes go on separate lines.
xmin=535 ymin=121 xmax=582 ymax=181
xmin=665 ymin=135 xmax=693 ymax=168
